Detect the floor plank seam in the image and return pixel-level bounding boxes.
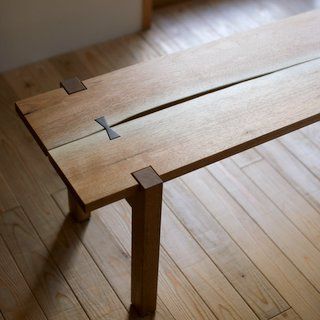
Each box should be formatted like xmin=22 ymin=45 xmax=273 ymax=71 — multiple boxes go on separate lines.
xmin=278 ymin=138 xmax=320 ymax=185
xmin=163 ymin=193 xmax=264 ymax=320
xmin=254 ymin=146 xmax=320 ymax=215
xmin=229 ymin=157 xmax=320 ymax=255
xmin=50 ymin=191 xmax=129 ymax=317
xmin=0 ymin=233 xmax=49 ymax=320
xmin=176 ymin=176 xmax=292 ymax=317
xmin=267 ymin=307 xmax=294 ymax=320
xmin=93 ymin=205 xmax=185 ymax=319
xmin=204 ymin=165 xmax=320 ymax=297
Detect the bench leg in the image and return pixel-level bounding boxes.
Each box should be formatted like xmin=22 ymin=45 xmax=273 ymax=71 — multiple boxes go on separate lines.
xmin=68 ymin=191 xmax=91 ymax=222
xmin=130 ymin=167 xmax=163 ymax=316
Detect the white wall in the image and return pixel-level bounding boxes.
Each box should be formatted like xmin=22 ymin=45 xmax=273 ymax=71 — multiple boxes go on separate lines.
xmin=0 ymin=0 xmax=142 ymax=72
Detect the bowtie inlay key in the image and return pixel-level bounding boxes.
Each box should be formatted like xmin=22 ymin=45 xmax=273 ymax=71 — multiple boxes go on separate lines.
xmin=95 ymin=116 xmax=120 ymax=140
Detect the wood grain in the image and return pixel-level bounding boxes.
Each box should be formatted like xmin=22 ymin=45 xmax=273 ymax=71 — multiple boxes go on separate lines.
xmin=2 ymin=1 xmax=320 ymax=319
xmin=86 ymin=196 xmax=261 ymax=319
xmin=0 ymin=172 xmax=18 ymax=213
xmin=131 ymin=167 xmax=163 ymax=315
xmin=16 ymin=10 xmax=320 ymax=151
xmin=52 ymin=188 xmax=175 ymax=320
xmin=256 ymin=140 xmax=320 ymax=212
xmin=209 ymin=158 xmax=320 ymax=291
xmin=163 ymin=179 xmax=288 ymax=319
xmin=302 ymin=122 xmax=320 ymax=148
xmin=98 ymin=200 xmax=219 ymax=320
xmin=0 ymin=207 xmax=89 ymax=320
xmin=280 ymin=130 xmax=320 ymax=179
xmin=0 ymin=127 xmax=127 ymax=319
xmin=0 ymin=236 xmax=47 ymax=320
xmin=50 ymin=59 xmax=320 ymax=210
xmin=182 ymin=168 xmax=320 ymax=320
xmin=243 ymin=160 xmax=320 ymax=251
xmin=272 ymin=309 xmax=302 ymax=320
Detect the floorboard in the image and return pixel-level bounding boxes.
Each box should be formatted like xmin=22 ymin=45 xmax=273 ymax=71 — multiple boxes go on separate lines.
xmin=0 ymin=0 xmax=319 ymax=319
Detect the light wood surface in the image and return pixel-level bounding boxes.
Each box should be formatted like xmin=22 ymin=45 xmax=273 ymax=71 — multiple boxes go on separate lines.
xmin=1 ymin=1 xmax=320 ymax=319
xmin=16 ymin=10 xmax=320 ymax=151
xmin=50 ymin=59 xmax=320 ymax=210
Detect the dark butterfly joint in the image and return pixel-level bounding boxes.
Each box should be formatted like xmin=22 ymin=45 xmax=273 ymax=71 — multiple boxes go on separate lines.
xmin=60 ymin=77 xmax=87 ymax=95
xmin=95 ymin=116 xmax=120 ymax=140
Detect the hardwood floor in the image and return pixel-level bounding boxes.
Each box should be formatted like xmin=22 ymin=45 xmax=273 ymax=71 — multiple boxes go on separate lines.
xmin=0 ymin=0 xmax=320 ymax=319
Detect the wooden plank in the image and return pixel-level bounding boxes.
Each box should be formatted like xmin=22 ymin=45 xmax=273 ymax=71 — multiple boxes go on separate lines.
xmin=52 ymin=188 xmax=175 ymax=320
xmin=243 ymin=159 xmax=320 ymax=251
xmin=302 ymin=122 xmax=320 ymax=149
xmin=55 ymin=191 xmax=222 ymax=320
xmin=130 ymin=167 xmax=163 ymax=315
xmin=49 ymin=59 xmax=320 ymax=210
xmin=271 ymin=309 xmax=302 ymax=320
xmin=152 ymin=2 xmax=263 ymax=171
xmin=181 ymin=168 xmax=320 ymax=320
xmin=231 ymin=149 xmax=262 ymax=168
xmin=209 ymin=158 xmax=320 ymax=292
xmin=256 ymin=140 xmax=320 ymax=212
xmin=95 ymin=198 xmax=261 ymax=320
xmin=163 ymin=179 xmax=289 ymax=319
xmin=0 ymin=207 xmax=89 ymax=320
xmin=16 ymin=10 xmax=320 ymax=150
xmin=3 ymin=60 xmax=62 ymax=100
xmin=0 ymin=75 xmax=64 ymax=196
xmin=0 ymin=236 xmax=47 ymax=320
xmin=0 ymin=128 xmax=128 ymax=320
xmin=280 ymin=130 xmax=320 ymax=179
xmin=0 ymin=172 xmax=18 ymax=213
xmin=97 ymin=201 xmax=220 ymax=320
xmin=159 ymin=203 xmax=260 ymax=320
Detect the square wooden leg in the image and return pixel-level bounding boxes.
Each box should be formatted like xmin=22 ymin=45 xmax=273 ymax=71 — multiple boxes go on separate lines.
xmin=68 ymin=191 xmax=91 ymax=222
xmin=130 ymin=167 xmax=163 ymax=316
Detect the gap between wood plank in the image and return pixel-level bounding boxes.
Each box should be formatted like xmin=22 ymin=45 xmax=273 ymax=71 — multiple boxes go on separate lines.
xmin=47 ymin=56 xmax=320 ymax=153
xmin=110 ymin=56 xmax=320 ymax=127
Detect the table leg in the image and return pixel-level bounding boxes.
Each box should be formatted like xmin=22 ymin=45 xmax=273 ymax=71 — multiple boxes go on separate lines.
xmin=130 ymin=167 xmax=163 ymax=316
xmin=68 ymin=191 xmax=91 ymax=222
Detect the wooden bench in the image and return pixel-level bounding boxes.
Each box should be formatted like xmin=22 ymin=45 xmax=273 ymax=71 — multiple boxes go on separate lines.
xmin=16 ymin=10 xmax=320 ymax=316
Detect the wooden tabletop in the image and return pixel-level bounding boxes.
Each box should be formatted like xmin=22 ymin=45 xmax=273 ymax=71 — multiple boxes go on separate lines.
xmin=16 ymin=10 xmax=320 ymax=211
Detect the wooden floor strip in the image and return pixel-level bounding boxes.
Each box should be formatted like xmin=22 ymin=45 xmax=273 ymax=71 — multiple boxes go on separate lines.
xmin=52 ymin=189 xmax=175 ymax=320
xmin=98 ymin=200 xmax=218 ymax=320
xmin=164 ymin=179 xmax=288 ymax=319
xmin=0 ymin=129 xmax=127 ymax=320
xmin=270 ymin=308 xmax=302 ymax=319
xmin=280 ymin=130 xmax=320 ymax=179
xmin=182 ymin=168 xmax=320 ymax=320
xmin=0 ymin=236 xmax=47 ymax=320
xmin=302 ymin=123 xmax=320 ymax=149
xmin=242 ymin=159 xmax=320 ymax=252
xmin=208 ymin=159 xmax=320 ymax=292
xmin=0 ymin=172 xmax=18 ymax=213
xmin=256 ymin=140 xmax=320 ymax=212
xmin=0 ymin=206 xmax=89 ymax=320
xmin=0 ymin=1 xmax=320 ymax=319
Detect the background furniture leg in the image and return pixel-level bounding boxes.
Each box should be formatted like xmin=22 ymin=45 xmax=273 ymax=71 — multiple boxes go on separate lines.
xmin=131 ymin=167 xmax=163 ymax=316
xmin=68 ymin=191 xmax=91 ymax=222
